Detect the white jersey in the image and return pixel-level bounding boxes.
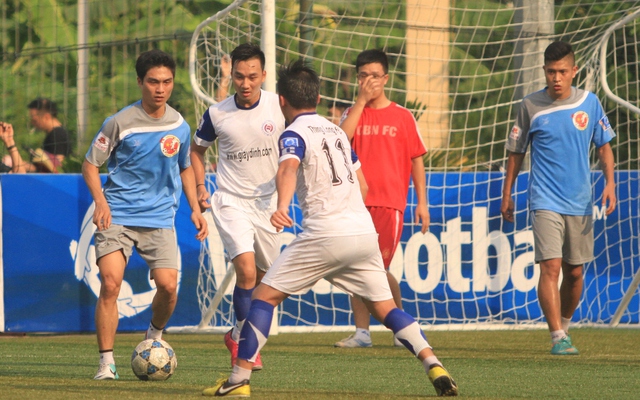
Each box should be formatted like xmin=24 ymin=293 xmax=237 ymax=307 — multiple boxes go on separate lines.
xmin=278 ymin=112 xmax=376 ymax=237
xmin=194 ymin=90 xmax=285 ymax=199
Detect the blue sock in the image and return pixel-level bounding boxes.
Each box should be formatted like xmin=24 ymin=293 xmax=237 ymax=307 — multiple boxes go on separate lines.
xmin=237 ymin=299 xmax=274 ymax=362
xmin=383 ymin=308 xmax=430 ymax=356
xmin=233 ymin=286 xmax=253 ymax=322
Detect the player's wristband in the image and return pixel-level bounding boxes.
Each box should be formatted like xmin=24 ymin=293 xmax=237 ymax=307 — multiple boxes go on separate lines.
xmin=196 ymin=183 xmax=205 ymax=188
xmin=6 ymin=145 xmax=16 ymax=151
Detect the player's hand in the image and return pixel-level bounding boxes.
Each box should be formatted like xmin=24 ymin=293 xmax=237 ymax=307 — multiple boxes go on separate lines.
xmin=357 ymin=75 xmax=383 ymax=105
xmin=220 ymin=54 xmax=232 ymax=78
xmin=92 ymin=201 xmax=112 ymax=231
xmin=415 ymin=203 xmax=430 ymax=234
xmin=191 ymin=211 xmax=208 ymax=242
xmin=270 ymin=208 xmax=293 ymax=232
xmin=501 ymin=195 xmax=515 ymax=223
xmin=0 ymin=122 xmax=15 ymax=145
xmin=602 ymin=182 xmax=617 ymax=216
xmin=196 ymin=185 xmax=211 ymax=212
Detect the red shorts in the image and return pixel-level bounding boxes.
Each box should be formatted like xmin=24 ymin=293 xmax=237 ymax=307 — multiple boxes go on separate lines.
xmin=367 ymin=206 xmax=403 ymax=269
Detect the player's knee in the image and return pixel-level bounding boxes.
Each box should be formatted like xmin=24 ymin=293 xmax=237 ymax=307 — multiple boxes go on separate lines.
xmin=155 ymin=279 xmax=178 ymax=295
xmin=99 ymin=278 xmax=122 ymax=298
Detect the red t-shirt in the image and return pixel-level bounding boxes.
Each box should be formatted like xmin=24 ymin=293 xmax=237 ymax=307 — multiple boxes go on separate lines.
xmin=347 ymin=102 xmax=427 ymax=211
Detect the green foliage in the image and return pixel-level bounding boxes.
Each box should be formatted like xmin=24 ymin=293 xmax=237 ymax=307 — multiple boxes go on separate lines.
xmin=0 ymin=0 xmax=233 ymax=172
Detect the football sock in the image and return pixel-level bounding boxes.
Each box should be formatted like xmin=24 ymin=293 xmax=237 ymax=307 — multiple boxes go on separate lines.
xmin=232 ymin=286 xmax=253 ymax=342
xmin=561 ymin=317 xmax=571 ymax=334
xmin=228 ymin=364 xmax=252 ymax=385
xmin=99 ymin=349 xmax=115 ymax=365
xmin=237 ymin=299 xmax=274 ymax=363
xmin=551 ymin=329 xmax=566 ymax=342
xmin=146 ymin=321 xmax=163 ymax=340
xmin=423 ymin=356 xmax=443 ymax=373
xmin=355 ymin=328 xmax=371 ymax=340
xmin=383 ymin=308 xmax=431 ymax=356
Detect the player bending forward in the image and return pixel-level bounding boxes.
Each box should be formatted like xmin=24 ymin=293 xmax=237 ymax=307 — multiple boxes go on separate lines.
xmin=202 ymin=60 xmax=458 ymax=397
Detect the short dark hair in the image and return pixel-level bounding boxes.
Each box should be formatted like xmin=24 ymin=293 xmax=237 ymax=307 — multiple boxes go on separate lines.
xmin=230 ymin=43 xmax=265 ymax=70
xmin=277 ymin=59 xmax=320 ymax=110
xmin=27 ymin=98 xmax=57 ymax=117
xmin=544 ymin=41 xmax=574 ymax=65
xmin=135 ymin=49 xmax=176 ymax=80
xmin=356 ymin=49 xmax=389 ymax=74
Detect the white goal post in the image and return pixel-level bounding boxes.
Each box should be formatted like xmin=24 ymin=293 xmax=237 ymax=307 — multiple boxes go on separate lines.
xmin=172 ymin=0 xmax=640 ymax=334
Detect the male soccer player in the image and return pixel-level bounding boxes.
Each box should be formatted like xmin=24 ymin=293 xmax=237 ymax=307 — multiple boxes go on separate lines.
xmin=501 ymin=41 xmax=616 ymax=355
xmin=336 ymin=49 xmax=430 ymax=348
xmin=202 ymin=59 xmax=458 ymax=398
xmin=190 ymin=43 xmax=286 ymax=371
xmin=83 ymin=49 xmax=208 ymax=379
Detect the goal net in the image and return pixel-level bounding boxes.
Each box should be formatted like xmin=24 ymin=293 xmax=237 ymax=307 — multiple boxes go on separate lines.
xmin=179 ymin=0 xmax=640 ymax=333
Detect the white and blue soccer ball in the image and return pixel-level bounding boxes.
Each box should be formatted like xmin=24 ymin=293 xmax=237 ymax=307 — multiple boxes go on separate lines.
xmin=131 ymin=338 xmax=177 ymax=381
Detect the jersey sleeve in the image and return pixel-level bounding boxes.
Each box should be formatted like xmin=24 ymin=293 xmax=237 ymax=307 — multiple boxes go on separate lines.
xmin=193 ymin=108 xmax=217 ymax=147
xmin=278 ymin=130 xmax=306 ymax=163
xmin=591 ymin=96 xmax=616 ymax=148
xmin=85 ymin=116 xmax=119 ymax=167
xmin=404 ymin=108 xmax=427 ymax=159
xmin=351 ymin=148 xmax=362 ymax=170
xmin=178 ymin=121 xmax=192 ymax=170
xmin=506 ymin=99 xmax=531 ymax=153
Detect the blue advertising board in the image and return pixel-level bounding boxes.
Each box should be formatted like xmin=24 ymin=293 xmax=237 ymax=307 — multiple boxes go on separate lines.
xmin=0 ymin=171 xmax=638 ymax=332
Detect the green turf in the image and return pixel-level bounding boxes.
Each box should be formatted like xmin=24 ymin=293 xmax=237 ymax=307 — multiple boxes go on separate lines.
xmin=1 ymin=329 xmax=639 ymax=399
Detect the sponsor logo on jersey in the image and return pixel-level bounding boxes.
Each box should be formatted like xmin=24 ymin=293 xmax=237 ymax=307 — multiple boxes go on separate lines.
xmin=93 ymin=132 xmax=110 ymax=152
xmin=160 ymin=135 xmax=180 ymax=157
xmin=572 ymin=111 xmax=589 ymax=130
xmin=262 ymin=120 xmax=277 ymax=136
xmin=509 ymin=125 xmax=521 ymax=140
xmin=598 ymin=115 xmax=612 ymax=131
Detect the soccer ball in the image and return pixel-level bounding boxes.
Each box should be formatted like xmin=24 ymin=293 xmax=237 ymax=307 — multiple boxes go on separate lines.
xmin=131 ymin=338 xmax=177 ymax=381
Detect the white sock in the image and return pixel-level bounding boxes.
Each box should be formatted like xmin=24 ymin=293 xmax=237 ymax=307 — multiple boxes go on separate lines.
xmin=146 ymin=321 xmax=163 ymax=340
xmin=550 ymin=329 xmax=566 ymax=342
xmin=355 ymin=328 xmax=370 ymax=340
xmin=228 ymin=364 xmax=252 ymax=384
xmin=232 ymin=320 xmax=245 ymax=342
xmin=99 ymin=350 xmax=115 ymax=365
xmin=423 ymin=356 xmax=442 ymax=373
xmin=561 ymin=317 xmax=571 ymax=334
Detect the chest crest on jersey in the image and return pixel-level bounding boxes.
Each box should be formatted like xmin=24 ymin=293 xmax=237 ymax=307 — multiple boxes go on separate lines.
xmin=262 ymin=120 xmax=277 ymax=136
xmin=160 ymin=135 xmax=180 ymax=157
xmin=571 ymin=111 xmax=589 ymax=131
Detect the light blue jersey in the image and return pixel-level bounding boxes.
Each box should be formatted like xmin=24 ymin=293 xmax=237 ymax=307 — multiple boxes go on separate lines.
xmin=507 ymin=87 xmax=615 ymax=215
xmin=85 ymin=101 xmax=191 ymax=228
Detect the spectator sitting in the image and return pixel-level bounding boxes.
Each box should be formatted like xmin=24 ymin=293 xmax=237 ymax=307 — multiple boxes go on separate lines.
xmin=0 ymin=98 xmax=71 ymax=173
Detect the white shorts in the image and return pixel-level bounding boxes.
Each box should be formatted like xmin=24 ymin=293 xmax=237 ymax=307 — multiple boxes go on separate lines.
xmin=262 ymin=232 xmax=393 ymax=301
xmin=211 ymin=190 xmax=280 ymax=272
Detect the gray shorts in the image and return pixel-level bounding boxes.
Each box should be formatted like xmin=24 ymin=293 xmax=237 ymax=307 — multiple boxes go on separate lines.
xmin=531 ymin=210 xmax=594 ymax=265
xmin=94 ymin=224 xmax=179 ymax=270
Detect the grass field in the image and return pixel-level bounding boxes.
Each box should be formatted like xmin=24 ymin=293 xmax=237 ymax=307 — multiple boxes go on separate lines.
xmin=2 ymin=328 xmax=639 ymax=399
